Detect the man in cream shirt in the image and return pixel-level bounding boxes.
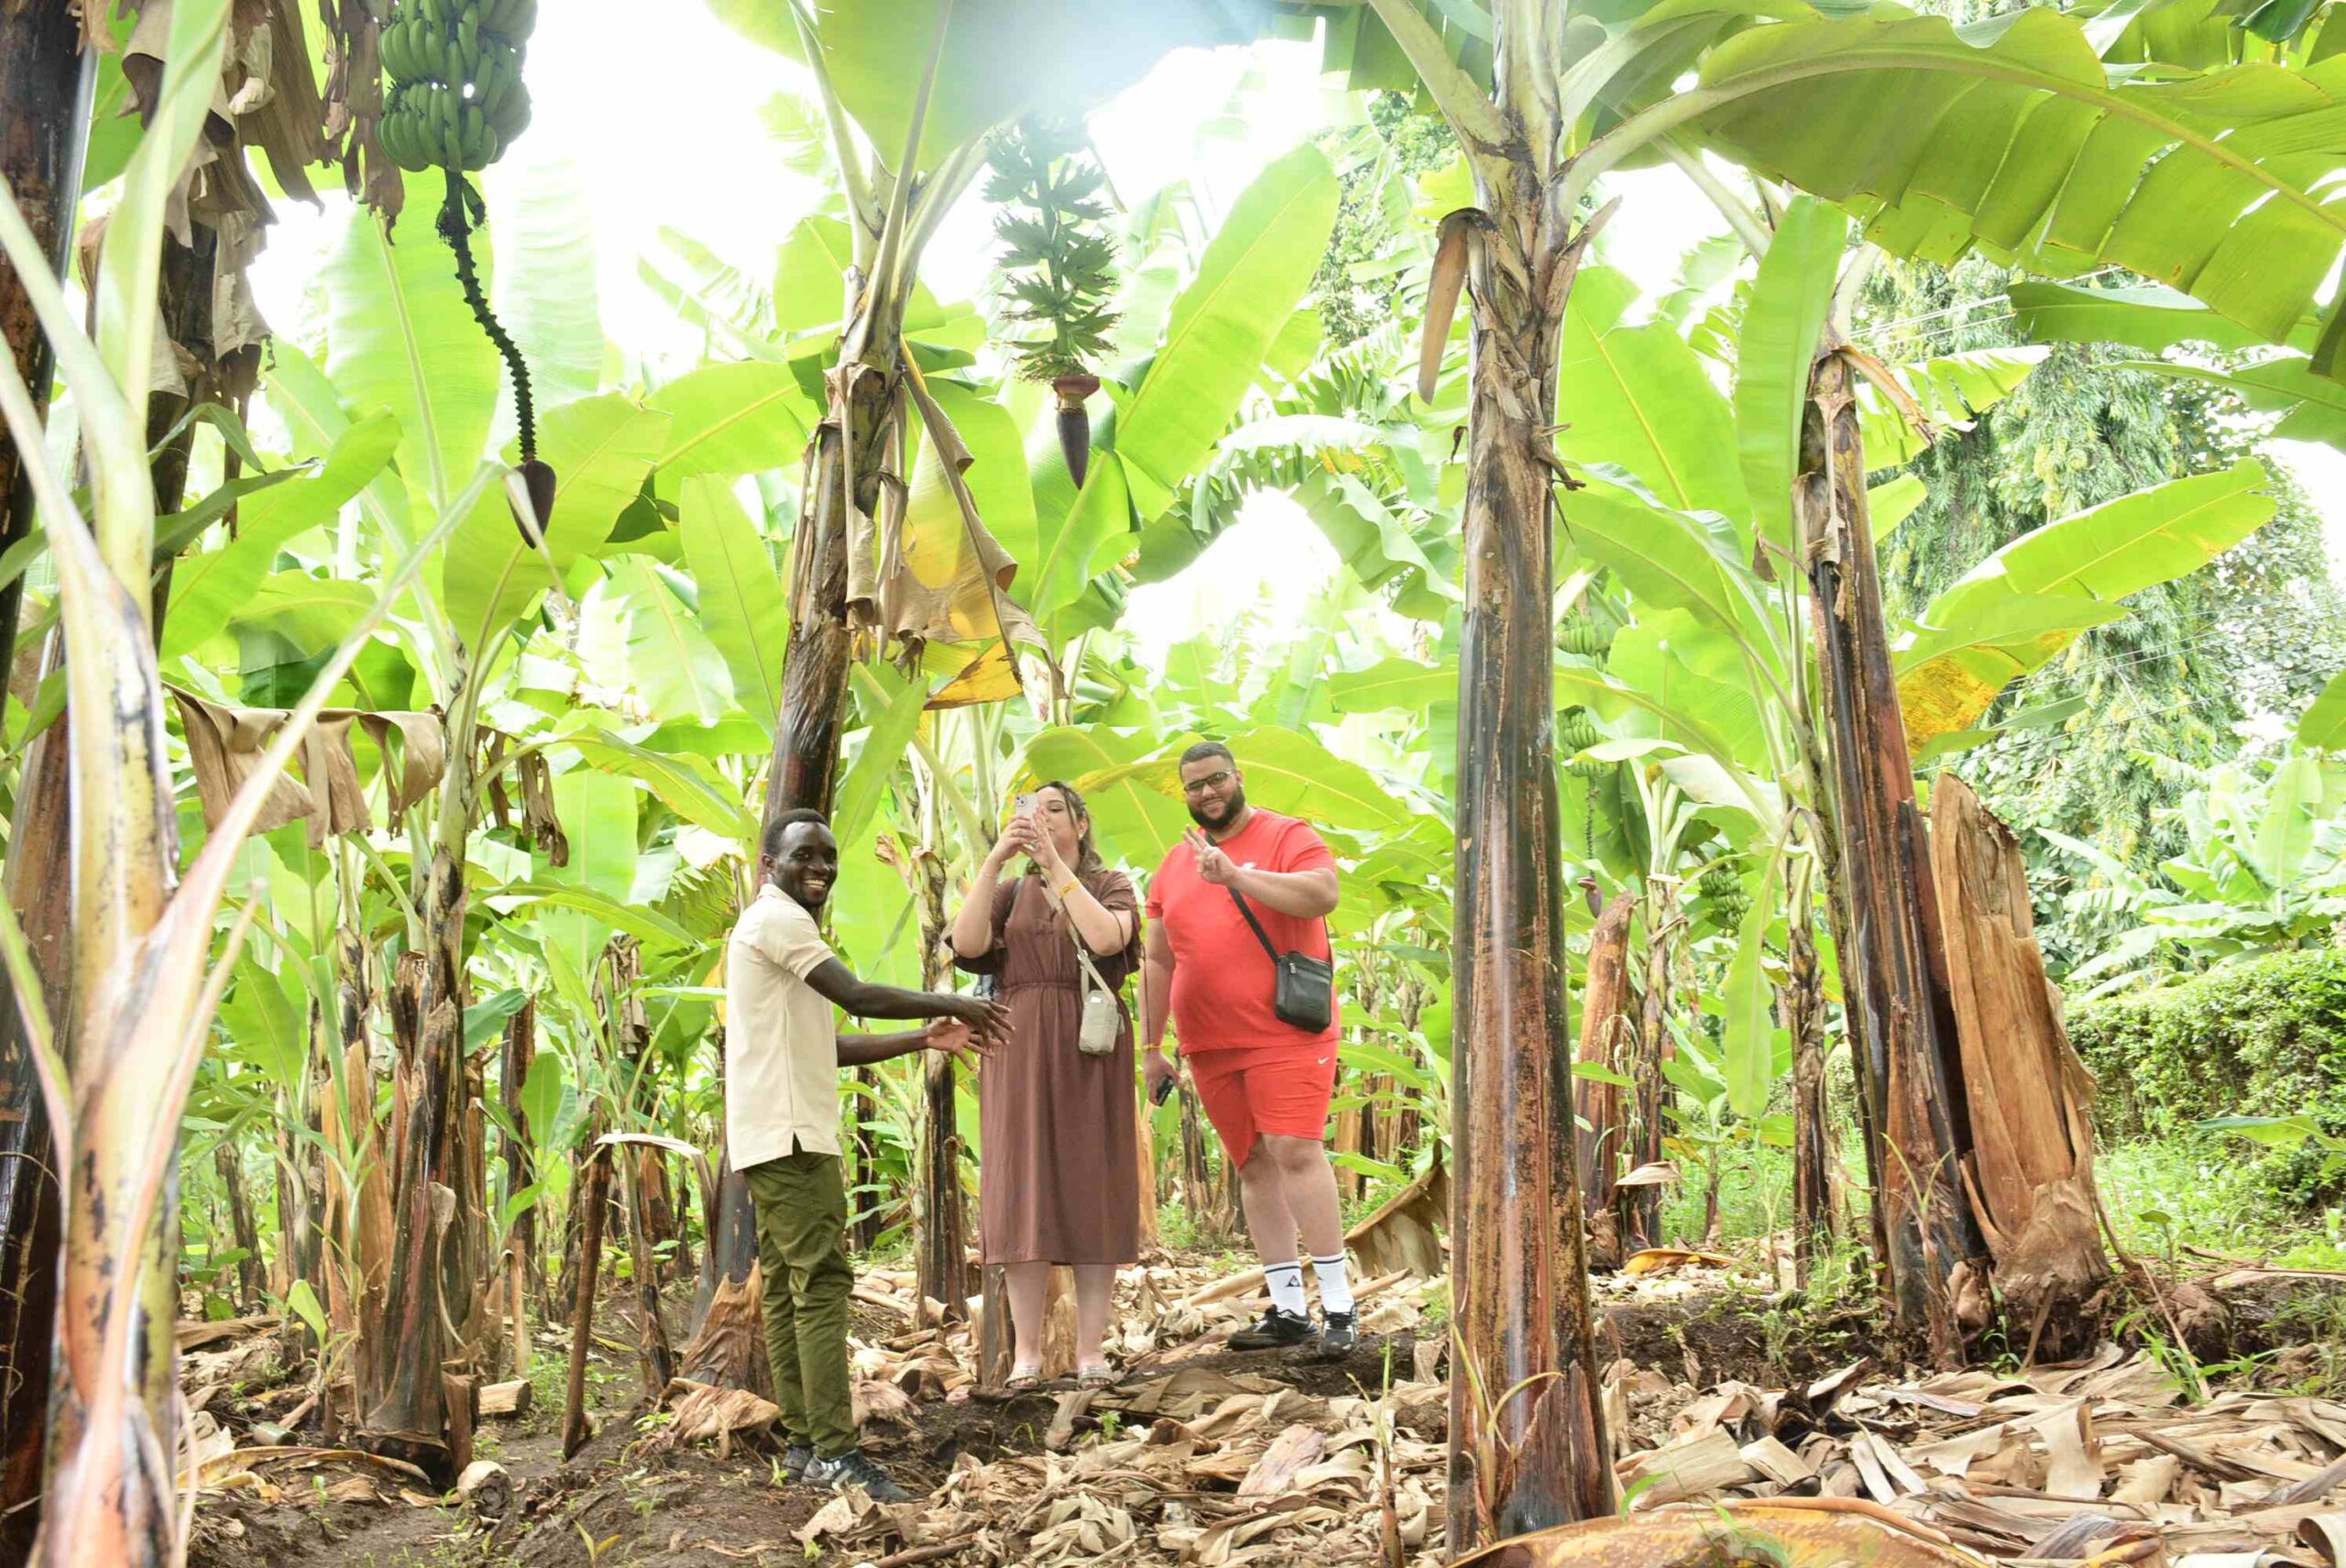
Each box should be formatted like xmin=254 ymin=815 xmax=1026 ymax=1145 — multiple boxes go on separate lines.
xmin=728 ymin=808 xmax=1007 ymax=1501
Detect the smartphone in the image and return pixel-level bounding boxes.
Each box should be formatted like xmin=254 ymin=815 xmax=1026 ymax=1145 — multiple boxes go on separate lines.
xmin=1150 ymin=1070 xmax=1177 ymax=1105
xmin=1014 ymin=792 xmax=1038 ymax=817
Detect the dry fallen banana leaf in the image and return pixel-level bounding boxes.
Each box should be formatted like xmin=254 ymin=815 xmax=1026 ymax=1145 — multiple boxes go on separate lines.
xmin=1451 ymin=1499 xmax=1984 ymax=1568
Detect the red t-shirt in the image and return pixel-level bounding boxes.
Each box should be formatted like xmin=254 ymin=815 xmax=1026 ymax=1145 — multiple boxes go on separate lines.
xmin=1146 ymin=809 xmax=1338 ymax=1053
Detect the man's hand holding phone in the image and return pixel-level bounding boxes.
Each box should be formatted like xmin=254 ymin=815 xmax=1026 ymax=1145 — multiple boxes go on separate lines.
xmin=1145 ymin=1047 xmax=1179 ymax=1104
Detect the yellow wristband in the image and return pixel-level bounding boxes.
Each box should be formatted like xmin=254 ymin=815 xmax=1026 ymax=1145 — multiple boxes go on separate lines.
xmin=1057 ymin=877 xmax=1080 ymax=900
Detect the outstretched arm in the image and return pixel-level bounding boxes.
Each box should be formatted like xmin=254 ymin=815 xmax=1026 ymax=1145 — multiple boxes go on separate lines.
xmin=838 ymin=1018 xmax=990 ymax=1069
xmin=805 ymin=958 xmax=1011 ymax=1040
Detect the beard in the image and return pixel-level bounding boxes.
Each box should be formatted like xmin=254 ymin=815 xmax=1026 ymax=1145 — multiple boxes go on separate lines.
xmin=1188 ymin=783 xmax=1245 ymax=831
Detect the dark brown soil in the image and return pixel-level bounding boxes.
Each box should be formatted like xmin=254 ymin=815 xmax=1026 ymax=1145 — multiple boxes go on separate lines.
xmin=185 ymin=1304 xmax=1423 ymax=1568
xmin=183 ymin=1266 xmax=2346 ymax=1567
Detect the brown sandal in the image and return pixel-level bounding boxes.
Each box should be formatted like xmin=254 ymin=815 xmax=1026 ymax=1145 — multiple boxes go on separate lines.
xmin=1004 ymin=1365 xmax=1043 ymax=1394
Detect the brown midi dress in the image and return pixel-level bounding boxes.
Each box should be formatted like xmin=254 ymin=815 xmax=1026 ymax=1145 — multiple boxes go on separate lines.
xmin=954 ymin=870 xmax=1142 ymax=1266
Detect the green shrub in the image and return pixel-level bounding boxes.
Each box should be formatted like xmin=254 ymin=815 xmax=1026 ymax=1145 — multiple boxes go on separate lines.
xmin=2068 ymin=948 xmax=2346 ymax=1207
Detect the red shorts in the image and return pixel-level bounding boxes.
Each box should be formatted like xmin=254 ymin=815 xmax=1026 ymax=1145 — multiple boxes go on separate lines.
xmin=1185 ymin=1043 xmax=1337 ymax=1168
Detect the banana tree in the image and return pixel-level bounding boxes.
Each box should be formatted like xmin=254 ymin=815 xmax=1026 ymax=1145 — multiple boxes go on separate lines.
xmin=0 ymin=7 xmax=497 ymax=1555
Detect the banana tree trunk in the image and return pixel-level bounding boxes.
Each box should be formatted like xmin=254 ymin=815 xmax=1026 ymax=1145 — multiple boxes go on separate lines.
xmin=912 ymin=850 xmax=968 ymax=1319
xmin=500 ymin=998 xmax=539 ymax=1309
xmin=0 ymin=0 xmax=92 ymax=709
xmin=693 ymin=281 xmax=904 ymax=1386
xmin=1797 ymin=345 xmax=1983 ymax=1364
xmin=605 ymin=940 xmax=674 ymax=1396
xmin=1624 ymin=882 xmax=1678 ymax=1255
xmin=0 ymin=651 xmax=69 ymax=1558
xmin=1781 ymin=901 xmax=1839 ymax=1285
xmin=361 ymin=729 xmax=487 ymax=1485
xmin=0 ymin=17 xmax=94 ymax=1545
xmin=1445 ymin=178 xmax=1613 ymax=1549
xmin=1573 ymin=891 xmax=1637 ymax=1272
xmin=214 ymin=1144 xmax=266 ymax=1307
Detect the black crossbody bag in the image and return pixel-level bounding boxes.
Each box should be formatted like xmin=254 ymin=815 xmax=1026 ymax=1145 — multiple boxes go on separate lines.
xmin=1226 ymin=886 xmax=1335 ymax=1033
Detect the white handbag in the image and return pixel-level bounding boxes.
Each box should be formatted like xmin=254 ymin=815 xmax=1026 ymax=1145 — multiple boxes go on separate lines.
xmin=1041 ymin=876 xmax=1124 ymax=1057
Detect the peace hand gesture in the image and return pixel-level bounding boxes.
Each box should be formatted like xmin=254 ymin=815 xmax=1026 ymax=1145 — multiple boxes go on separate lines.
xmin=1187 ymin=829 xmax=1237 ymax=887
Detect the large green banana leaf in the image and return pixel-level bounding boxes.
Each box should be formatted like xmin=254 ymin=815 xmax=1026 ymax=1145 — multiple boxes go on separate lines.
xmin=650 ymin=361 xmax=818 ymax=485
xmin=324 ymin=171 xmax=499 ymax=521
xmin=608 ymin=557 xmax=732 ymax=727
xmin=439 ymin=395 xmax=673 ymax=652
xmin=1325 ymin=655 xmax=1455 ymax=717
xmin=1734 ymin=196 xmax=1846 ymax=552
xmin=160 ymin=414 xmax=400 ymax=661
xmin=679 ymin=476 xmax=792 ymax=734
xmin=1895 ymin=459 xmax=2276 ymax=745
xmin=2299 ymin=671 xmax=2346 ymax=750
xmin=1561 ymin=482 xmax=1788 ymax=687
xmin=1113 ymin=144 xmax=1341 ymax=519
xmin=710 ymin=0 xmax=1266 ymax=173
xmin=2008 ymin=279 xmax=2290 ymax=354
xmin=1583 ymin=7 xmax=2346 ymax=371
xmin=1558 ymin=267 xmax=1745 ymax=520
xmin=486 ymin=158 xmax=604 ymax=418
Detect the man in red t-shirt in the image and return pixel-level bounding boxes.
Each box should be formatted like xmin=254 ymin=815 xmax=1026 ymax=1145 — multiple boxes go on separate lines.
xmin=1143 ymin=741 xmax=1354 ymax=1356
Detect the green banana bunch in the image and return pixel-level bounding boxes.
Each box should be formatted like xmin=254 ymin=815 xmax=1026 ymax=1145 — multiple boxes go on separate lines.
xmin=1697 ymin=864 xmax=1751 ymax=928
xmin=375 ymin=0 xmax=534 ymax=172
xmin=1558 ymin=618 xmax=1613 ymax=659
xmin=1560 ymin=707 xmax=1608 ymax=777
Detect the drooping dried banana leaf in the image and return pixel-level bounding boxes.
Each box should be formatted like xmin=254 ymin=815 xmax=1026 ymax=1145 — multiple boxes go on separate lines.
xmin=170 ymin=688 xmax=445 ymax=841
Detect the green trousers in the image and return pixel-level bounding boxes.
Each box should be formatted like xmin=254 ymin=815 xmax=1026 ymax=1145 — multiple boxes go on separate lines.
xmin=744 ymin=1146 xmax=856 ymax=1457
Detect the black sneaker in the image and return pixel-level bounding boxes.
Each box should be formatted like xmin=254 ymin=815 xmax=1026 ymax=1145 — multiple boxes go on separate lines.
xmin=806 ymin=1448 xmax=913 ymax=1503
xmin=1229 ymin=1306 xmax=1317 ymax=1351
xmin=1317 ymin=1310 xmax=1359 ymax=1358
xmin=778 ymin=1442 xmax=814 ymax=1484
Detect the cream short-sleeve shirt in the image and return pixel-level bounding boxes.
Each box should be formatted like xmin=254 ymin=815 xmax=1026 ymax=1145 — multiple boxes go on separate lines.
xmin=724 ymin=885 xmax=841 ymax=1165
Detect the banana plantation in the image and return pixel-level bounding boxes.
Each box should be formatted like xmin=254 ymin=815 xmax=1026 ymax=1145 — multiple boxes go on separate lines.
xmin=8 ymin=0 xmax=2346 ymax=1564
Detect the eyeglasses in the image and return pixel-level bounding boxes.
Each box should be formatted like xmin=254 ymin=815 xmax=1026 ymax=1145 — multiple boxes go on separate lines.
xmin=1181 ymin=770 xmax=1235 ymax=796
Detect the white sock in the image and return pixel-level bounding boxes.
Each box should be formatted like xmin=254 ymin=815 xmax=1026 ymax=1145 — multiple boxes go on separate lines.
xmin=1311 ymin=1253 xmax=1353 ymax=1316
xmin=1264 ymin=1261 xmax=1307 ymax=1316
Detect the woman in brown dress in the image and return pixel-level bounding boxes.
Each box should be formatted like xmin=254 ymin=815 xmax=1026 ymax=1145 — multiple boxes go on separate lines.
xmin=949 ymin=781 xmax=1141 ymax=1390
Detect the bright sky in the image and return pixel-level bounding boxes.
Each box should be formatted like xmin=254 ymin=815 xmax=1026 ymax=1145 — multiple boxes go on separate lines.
xmin=244 ymin=5 xmax=2346 ymax=672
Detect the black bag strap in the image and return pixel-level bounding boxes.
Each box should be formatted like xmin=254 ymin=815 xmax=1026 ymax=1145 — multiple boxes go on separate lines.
xmin=1226 ymin=883 xmax=1283 ymax=962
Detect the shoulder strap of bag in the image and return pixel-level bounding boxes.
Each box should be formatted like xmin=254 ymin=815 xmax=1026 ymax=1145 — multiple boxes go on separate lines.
xmin=1036 ymin=873 xmax=1115 ymax=995
xmin=1224 ymin=883 xmax=1285 ymax=962
xmin=1227 ymin=883 xmax=1335 ymax=960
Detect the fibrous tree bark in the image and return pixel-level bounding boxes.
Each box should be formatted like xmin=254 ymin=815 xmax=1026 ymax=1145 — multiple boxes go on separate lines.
xmin=1624 ymin=882 xmax=1680 ymax=1255
xmin=908 ymin=837 xmax=969 ymax=1319
xmin=601 ymin=939 xmax=674 ymax=1396
xmin=1781 ymin=894 xmax=1840 ymax=1285
xmin=562 ymin=1142 xmax=610 ymax=1461
xmin=214 ymin=1144 xmax=266 ymax=1307
xmin=362 ymin=730 xmax=490 ymax=1485
xmin=0 ymin=12 xmax=95 ymax=1548
xmin=1797 ymin=342 xmax=1986 ymax=1363
xmin=1573 ymin=892 xmax=1637 ymax=1272
xmin=1928 ymin=775 xmax=2110 ymax=1358
xmin=500 ymin=997 xmax=539 ymax=1309
xmin=1399 ymin=0 xmax=1616 ymax=1542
